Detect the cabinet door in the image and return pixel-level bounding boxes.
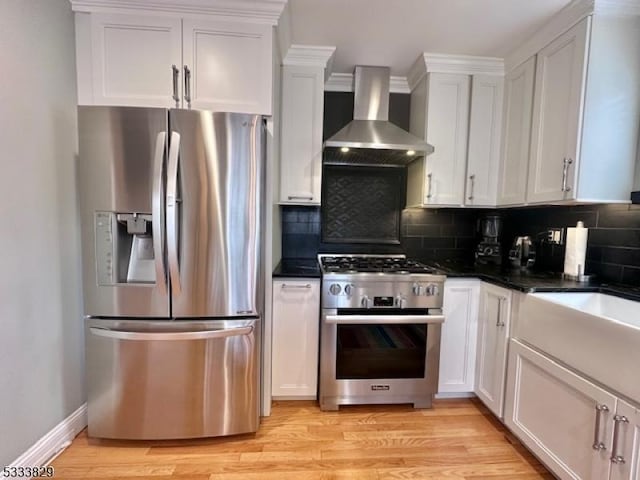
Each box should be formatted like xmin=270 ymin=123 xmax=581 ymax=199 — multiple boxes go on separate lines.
xmin=438 ymin=280 xmax=480 ymax=394
xmin=182 ymin=19 xmax=272 ymax=115
xmin=497 ymin=57 xmax=535 ymax=206
xmin=272 ymin=280 xmax=320 ymax=398
xmin=475 ymin=283 xmax=511 ymax=417
xmin=527 ymin=18 xmax=589 ymax=203
xmin=610 ymin=400 xmax=640 ymax=480
xmin=465 ymin=75 xmax=503 ymax=207
xmin=89 ymin=13 xmax=182 ymax=107
xmin=423 ymin=73 xmax=470 ymax=206
xmin=505 ymin=339 xmax=615 ymax=480
xmin=279 ymin=65 xmax=324 ymax=205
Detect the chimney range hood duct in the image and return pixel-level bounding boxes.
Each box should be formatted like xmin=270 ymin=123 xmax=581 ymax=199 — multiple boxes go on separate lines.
xmin=324 ymin=65 xmax=434 ymax=165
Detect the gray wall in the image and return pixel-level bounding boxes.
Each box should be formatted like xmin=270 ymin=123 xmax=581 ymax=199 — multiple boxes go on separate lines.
xmin=0 ymin=0 xmax=84 ymax=466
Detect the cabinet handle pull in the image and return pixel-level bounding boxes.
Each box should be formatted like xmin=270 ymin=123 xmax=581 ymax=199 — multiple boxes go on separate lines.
xmin=610 ymin=414 xmax=629 ymax=463
xmin=562 ymin=158 xmax=573 ymax=192
xmin=171 ymin=65 xmax=180 ymax=107
xmin=592 ymin=404 xmax=610 ymax=451
xmin=496 ymin=297 xmax=506 ymax=327
xmin=467 ymin=174 xmax=475 ymax=201
xmin=288 ymin=195 xmax=313 ymax=201
xmin=281 ymin=284 xmax=312 ymax=289
xmin=183 ymin=65 xmax=192 ymax=109
xmin=426 ymin=173 xmax=433 ymax=199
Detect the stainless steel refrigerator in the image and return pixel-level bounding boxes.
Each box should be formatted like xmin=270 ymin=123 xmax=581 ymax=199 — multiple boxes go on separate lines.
xmin=77 ymin=107 xmax=264 ymax=440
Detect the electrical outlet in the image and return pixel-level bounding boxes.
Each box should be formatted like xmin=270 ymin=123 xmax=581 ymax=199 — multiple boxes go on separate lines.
xmin=547 ymin=228 xmax=564 ymax=245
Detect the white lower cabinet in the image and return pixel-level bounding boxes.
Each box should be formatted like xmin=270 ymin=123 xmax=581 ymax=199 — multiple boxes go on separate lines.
xmin=475 ymin=282 xmax=512 ymax=418
xmin=438 ymin=279 xmax=480 ymax=394
xmin=504 ymin=339 xmax=640 ymax=480
xmin=611 ymin=400 xmax=640 ymax=480
xmin=271 ymin=279 xmax=320 ymax=399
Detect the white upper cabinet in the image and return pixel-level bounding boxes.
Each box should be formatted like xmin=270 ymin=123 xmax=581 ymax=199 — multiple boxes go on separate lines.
xmin=279 ymin=65 xmax=324 ymax=204
xmin=407 ymin=54 xmax=504 ymax=208
xmin=182 ymin=19 xmax=272 ymax=114
xmin=522 ymin=13 xmax=640 ymax=204
xmin=279 ymin=47 xmax=335 ymax=205
xmin=408 ymin=73 xmax=470 ymax=207
xmin=527 ymin=18 xmax=589 ymax=203
xmin=73 ymin=5 xmax=280 ymax=115
xmin=465 ymin=75 xmax=504 ymax=207
xmin=86 ymin=13 xmax=182 ymax=107
xmin=497 ymin=56 xmax=535 ymax=206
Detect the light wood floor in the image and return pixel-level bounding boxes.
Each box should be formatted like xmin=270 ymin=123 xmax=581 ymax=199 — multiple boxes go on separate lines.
xmin=52 ymin=399 xmax=552 ymax=479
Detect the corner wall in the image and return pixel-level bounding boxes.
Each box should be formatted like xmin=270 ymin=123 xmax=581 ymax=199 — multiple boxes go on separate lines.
xmin=0 ymin=0 xmax=84 ymax=466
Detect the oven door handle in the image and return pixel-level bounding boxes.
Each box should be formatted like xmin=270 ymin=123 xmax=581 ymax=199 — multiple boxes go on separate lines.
xmin=324 ymin=314 xmax=445 ymax=325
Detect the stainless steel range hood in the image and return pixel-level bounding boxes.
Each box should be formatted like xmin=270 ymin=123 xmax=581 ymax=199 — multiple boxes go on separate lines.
xmin=324 ymin=66 xmax=434 ymax=165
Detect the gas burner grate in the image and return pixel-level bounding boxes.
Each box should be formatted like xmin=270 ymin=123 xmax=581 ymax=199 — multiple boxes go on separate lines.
xmin=320 ymin=256 xmax=435 ymax=274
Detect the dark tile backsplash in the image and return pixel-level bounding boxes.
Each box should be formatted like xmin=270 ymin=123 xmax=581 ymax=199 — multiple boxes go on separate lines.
xmin=281 ymin=206 xmax=321 ymax=258
xmin=499 ymin=204 xmax=640 ymax=285
xmin=281 ymin=203 xmax=640 ymax=286
xmin=322 ymin=165 xmax=405 ymax=244
xmin=400 ymin=208 xmax=484 ymax=263
xmin=281 ymin=205 xmax=483 ymax=262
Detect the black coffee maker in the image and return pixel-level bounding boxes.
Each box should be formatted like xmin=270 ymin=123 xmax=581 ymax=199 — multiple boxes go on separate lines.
xmin=475 ymin=215 xmax=502 ymax=265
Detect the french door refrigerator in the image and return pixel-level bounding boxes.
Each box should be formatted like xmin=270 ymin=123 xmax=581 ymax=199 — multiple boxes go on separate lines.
xmin=77 ymin=107 xmax=264 ymax=440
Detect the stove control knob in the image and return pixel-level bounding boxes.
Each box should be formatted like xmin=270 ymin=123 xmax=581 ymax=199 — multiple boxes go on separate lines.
xmin=329 ymin=283 xmax=342 ymax=295
xmin=361 ymin=295 xmax=372 ymax=308
xmin=426 ymin=284 xmax=440 ymax=296
xmin=344 ymin=284 xmax=355 ymax=296
xmin=412 ymin=283 xmax=424 ymax=296
xmin=395 ymin=295 xmax=407 ymax=309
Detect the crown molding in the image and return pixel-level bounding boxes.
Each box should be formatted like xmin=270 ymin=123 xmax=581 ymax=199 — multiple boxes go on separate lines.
xmin=275 ymin=2 xmax=292 ymax=61
xmin=324 ymin=73 xmax=410 ymax=94
xmin=69 ymin=0 xmax=288 ymax=24
xmin=505 ymin=0 xmax=593 ymax=71
xmin=407 ymin=56 xmax=427 ymax=92
xmin=424 ymin=53 xmax=504 ymax=75
xmin=407 ymin=53 xmax=504 ymax=91
xmin=505 ymin=0 xmax=640 ymax=72
xmin=283 ymin=45 xmax=336 ymax=68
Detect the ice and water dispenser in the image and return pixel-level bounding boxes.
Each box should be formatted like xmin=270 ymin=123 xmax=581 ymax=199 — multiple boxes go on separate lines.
xmin=95 ymin=212 xmax=156 ymax=285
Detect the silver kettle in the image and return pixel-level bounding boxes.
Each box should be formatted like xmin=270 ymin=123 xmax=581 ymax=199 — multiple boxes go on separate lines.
xmin=508 ymin=236 xmax=536 ymax=269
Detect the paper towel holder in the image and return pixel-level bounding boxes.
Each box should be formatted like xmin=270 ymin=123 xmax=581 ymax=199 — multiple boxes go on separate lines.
xmin=562 ymin=272 xmax=596 ymax=282
xmin=562 ymin=262 xmax=596 ymax=283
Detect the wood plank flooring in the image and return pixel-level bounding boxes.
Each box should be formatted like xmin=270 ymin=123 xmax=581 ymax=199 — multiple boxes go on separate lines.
xmin=51 ymin=399 xmax=553 ymax=479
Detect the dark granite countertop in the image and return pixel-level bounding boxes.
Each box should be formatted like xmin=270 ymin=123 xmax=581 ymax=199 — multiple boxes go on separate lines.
xmin=272 ymin=257 xmax=640 ymax=300
xmin=273 ymin=258 xmax=321 ymax=278
xmin=426 ymin=260 xmax=640 ymax=301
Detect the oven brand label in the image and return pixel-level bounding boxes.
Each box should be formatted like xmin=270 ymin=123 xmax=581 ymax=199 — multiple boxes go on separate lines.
xmin=371 ymin=385 xmax=390 ymax=391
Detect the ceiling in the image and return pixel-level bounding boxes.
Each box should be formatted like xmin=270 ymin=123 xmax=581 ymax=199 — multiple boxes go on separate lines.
xmin=288 ymin=0 xmax=573 ymax=75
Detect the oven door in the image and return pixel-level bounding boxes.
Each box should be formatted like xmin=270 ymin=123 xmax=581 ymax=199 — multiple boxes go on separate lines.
xmin=319 ymin=309 xmax=444 ymax=410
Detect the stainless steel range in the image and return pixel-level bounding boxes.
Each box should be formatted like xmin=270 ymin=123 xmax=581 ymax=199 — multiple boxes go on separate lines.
xmin=318 ymin=254 xmax=446 ymax=411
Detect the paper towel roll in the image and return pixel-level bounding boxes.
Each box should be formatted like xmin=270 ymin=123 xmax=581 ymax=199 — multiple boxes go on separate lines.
xmin=564 ymin=221 xmax=588 ymax=276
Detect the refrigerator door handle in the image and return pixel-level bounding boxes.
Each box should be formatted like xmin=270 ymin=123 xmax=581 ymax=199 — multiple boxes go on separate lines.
xmin=89 ymin=325 xmax=253 ymax=341
xmin=152 ymin=131 xmax=167 ymax=293
xmin=166 ymin=131 xmax=181 ymax=293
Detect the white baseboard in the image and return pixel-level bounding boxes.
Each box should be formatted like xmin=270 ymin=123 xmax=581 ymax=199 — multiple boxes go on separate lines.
xmin=3 ymin=403 xmax=87 ymax=478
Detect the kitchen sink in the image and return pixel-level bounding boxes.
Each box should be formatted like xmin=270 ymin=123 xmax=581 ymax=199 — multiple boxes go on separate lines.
xmin=516 ymin=292 xmax=640 ymax=404
xmin=531 ymin=292 xmax=640 ymax=328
